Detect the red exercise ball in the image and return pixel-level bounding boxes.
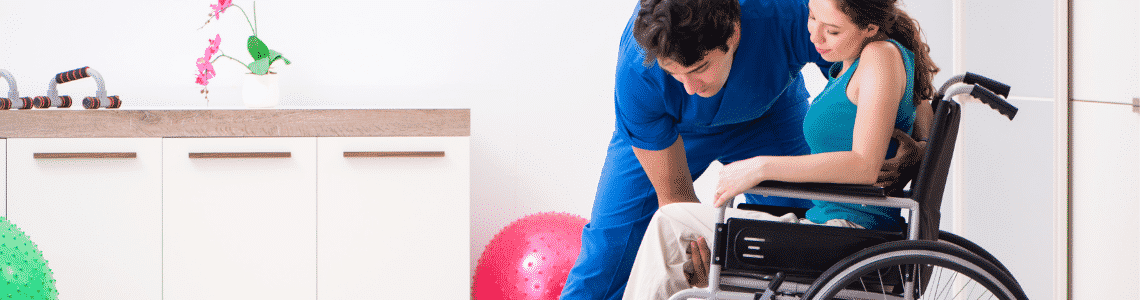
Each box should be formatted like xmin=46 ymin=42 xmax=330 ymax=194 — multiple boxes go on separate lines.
xmin=473 ymin=212 xmax=589 ymax=300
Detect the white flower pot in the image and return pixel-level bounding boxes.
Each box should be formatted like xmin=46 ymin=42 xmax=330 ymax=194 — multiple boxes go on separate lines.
xmin=242 ymin=73 xmax=280 ymax=108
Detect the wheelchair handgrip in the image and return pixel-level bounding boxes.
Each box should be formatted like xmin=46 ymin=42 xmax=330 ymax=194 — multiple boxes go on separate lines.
xmin=969 ymin=84 xmax=1017 ymax=120
xmin=54 ymin=67 xmax=90 ymax=84
xmin=963 ymin=72 xmax=1011 ymax=98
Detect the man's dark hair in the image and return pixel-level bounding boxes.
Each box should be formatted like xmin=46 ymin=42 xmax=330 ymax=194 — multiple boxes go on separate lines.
xmin=633 ymin=0 xmax=741 ymax=68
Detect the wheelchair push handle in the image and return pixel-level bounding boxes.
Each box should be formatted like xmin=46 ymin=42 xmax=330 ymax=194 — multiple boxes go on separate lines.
xmin=936 ymin=72 xmax=1011 ymax=100
xmin=969 ymin=84 xmax=1017 ymax=120
xmin=963 ymin=72 xmax=1011 ymax=98
xmin=942 ymin=83 xmax=1018 ymax=121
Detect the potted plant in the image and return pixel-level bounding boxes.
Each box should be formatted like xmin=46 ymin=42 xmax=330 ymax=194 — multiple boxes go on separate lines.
xmin=195 ymin=0 xmax=291 ymax=107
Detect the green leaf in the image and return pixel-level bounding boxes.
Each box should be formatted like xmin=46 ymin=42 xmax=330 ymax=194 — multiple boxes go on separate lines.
xmin=247 ymin=35 xmax=270 ymax=61
xmin=246 ymin=49 xmax=291 ymax=75
xmin=267 ymin=49 xmax=292 ymax=65
xmin=247 ymin=57 xmax=272 ymax=75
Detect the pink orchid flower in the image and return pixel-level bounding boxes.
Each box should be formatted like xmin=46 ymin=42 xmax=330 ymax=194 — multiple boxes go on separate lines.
xmin=206 ymin=34 xmax=221 ymax=56
xmin=196 ymin=72 xmax=210 ymax=86
xmin=210 ymin=0 xmax=233 ymax=19
xmin=195 ymin=55 xmax=216 ymax=86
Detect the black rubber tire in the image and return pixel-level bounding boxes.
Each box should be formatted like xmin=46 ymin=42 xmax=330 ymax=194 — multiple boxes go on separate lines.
xmin=938 ymin=230 xmax=1017 ymax=282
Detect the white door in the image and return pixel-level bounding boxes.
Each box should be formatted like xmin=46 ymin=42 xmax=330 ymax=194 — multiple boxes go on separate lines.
xmin=1070 ymin=0 xmax=1140 ymax=298
xmin=6 ymin=138 xmax=162 ymax=300
xmin=162 ymin=137 xmax=317 ymax=300
xmin=315 ymin=137 xmax=470 ymax=299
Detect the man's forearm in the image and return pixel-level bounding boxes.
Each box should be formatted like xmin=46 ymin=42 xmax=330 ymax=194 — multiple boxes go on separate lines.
xmin=632 ymin=136 xmax=702 ymax=207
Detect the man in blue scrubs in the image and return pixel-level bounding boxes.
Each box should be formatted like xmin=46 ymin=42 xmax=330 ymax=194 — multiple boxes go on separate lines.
xmin=560 ymin=0 xmax=830 ymax=299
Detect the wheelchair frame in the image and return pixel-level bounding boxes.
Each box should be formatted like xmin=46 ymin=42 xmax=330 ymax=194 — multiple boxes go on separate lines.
xmin=667 ymin=73 xmax=1027 ymax=300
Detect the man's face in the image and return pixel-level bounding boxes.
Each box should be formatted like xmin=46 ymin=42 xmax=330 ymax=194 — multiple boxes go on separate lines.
xmin=657 ymin=23 xmax=741 ymax=98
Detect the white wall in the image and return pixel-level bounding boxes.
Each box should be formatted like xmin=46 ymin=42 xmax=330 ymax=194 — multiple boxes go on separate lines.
xmin=0 ymin=1 xmax=1060 ymax=298
xmin=956 ymin=1 xmax=1058 ymax=299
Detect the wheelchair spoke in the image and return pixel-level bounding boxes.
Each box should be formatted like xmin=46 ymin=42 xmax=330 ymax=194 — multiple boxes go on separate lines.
xmin=948 ymin=278 xmax=974 ymax=300
xmin=936 ymin=269 xmax=959 ymax=299
xmin=877 ymin=269 xmax=887 ymax=300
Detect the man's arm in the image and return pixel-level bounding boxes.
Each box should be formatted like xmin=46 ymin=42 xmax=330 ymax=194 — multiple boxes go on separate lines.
xmin=876 ymin=99 xmax=934 ymax=189
xmin=632 ymin=135 xmax=702 ymax=208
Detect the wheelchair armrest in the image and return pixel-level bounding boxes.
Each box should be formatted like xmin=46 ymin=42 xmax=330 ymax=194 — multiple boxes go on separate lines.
xmin=753 ymin=181 xmax=886 ymax=198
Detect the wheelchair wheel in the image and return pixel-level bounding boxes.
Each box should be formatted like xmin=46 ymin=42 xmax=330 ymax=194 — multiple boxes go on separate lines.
xmin=938 ymin=230 xmax=1016 ymax=281
xmin=801 ymin=240 xmax=1027 ymax=300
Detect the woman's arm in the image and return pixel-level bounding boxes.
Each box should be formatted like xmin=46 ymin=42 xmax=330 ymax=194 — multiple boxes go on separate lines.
xmin=714 ymin=41 xmax=907 ymax=207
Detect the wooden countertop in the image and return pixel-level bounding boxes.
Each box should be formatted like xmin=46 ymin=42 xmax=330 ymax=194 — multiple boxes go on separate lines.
xmin=0 ymin=109 xmax=470 ymax=138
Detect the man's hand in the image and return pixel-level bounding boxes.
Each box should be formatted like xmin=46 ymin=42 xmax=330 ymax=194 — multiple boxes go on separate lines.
xmin=875 ymin=129 xmax=926 ymax=190
xmin=685 ymin=236 xmax=711 ymax=288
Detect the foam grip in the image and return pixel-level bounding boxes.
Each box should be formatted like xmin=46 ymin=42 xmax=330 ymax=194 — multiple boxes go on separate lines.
xmin=963 ymin=72 xmax=1011 ymax=98
xmin=969 ymin=84 xmax=1017 ymax=120
xmin=16 ymin=97 xmax=33 ymax=109
xmin=32 ymin=96 xmax=49 ymax=108
xmin=0 ymin=98 xmax=11 ymax=110
xmin=54 ymin=67 xmax=90 ymax=84
xmin=32 ymin=96 xmax=72 ymax=108
xmin=83 ymin=95 xmax=121 ymax=109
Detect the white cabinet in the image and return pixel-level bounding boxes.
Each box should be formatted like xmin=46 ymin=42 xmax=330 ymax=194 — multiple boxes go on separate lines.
xmin=1071 ymin=0 xmax=1140 ymax=297
xmin=6 ymin=138 xmax=162 ymax=300
xmin=162 ymin=138 xmax=317 ymax=300
xmin=315 ymin=137 xmax=470 ymax=299
xmin=1070 ymin=102 xmax=1140 ymax=299
xmin=0 ymin=109 xmax=470 ymax=300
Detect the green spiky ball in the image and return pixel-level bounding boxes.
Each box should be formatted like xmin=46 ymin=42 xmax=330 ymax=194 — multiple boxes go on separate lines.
xmin=0 ymin=217 xmax=58 ymax=300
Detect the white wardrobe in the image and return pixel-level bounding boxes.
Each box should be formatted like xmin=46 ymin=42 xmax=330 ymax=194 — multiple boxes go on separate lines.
xmin=1070 ymin=0 xmax=1140 ymax=298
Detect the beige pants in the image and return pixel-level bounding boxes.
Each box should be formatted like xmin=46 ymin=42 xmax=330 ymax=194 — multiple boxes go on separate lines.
xmin=622 ymin=203 xmax=862 ymax=300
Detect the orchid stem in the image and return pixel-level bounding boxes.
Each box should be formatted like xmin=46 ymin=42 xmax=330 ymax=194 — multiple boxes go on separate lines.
xmin=230 ymin=4 xmax=257 ymax=36
xmin=212 ymin=53 xmax=256 ymax=73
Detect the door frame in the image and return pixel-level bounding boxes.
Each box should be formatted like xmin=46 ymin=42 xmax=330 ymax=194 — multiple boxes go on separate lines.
xmin=1054 ymin=0 xmax=1070 ymax=299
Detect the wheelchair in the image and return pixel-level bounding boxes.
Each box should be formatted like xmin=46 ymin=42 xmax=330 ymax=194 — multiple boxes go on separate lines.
xmin=668 ymin=73 xmax=1027 ymax=300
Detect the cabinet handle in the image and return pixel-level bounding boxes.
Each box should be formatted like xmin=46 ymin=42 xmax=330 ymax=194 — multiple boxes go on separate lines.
xmin=343 ymin=151 xmax=445 ymax=158
xmin=34 ymin=152 xmax=137 ymax=159
xmin=188 ymin=152 xmax=291 ymax=159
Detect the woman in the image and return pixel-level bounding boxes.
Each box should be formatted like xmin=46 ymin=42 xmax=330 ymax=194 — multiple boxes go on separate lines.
xmin=621 ymin=0 xmax=938 ymax=298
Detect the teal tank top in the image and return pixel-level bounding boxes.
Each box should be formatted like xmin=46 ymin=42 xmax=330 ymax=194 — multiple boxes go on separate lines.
xmin=802 ymin=39 xmax=916 ymax=231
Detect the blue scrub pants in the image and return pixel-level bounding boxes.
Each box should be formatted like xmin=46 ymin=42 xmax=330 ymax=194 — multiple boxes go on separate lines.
xmin=560 ymin=100 xmax=812 ymax=300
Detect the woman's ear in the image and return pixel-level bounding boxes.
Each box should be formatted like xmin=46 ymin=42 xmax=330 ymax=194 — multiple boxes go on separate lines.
xmin=863 ymin=24 xmax=880 ymax=38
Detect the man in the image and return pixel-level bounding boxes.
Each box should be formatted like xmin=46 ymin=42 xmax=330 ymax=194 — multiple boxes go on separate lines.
xmin=560 ymin=0 xmax=923 ymax=299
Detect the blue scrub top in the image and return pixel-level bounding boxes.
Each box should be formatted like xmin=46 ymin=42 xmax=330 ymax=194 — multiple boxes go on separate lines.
xmin=614 ymin=0 xmax=832 ymax=151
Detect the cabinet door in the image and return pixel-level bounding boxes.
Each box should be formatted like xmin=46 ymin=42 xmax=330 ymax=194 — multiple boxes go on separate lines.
xmin=7 ymin=138 xmax=162 ymax=300
xmin=316 ymin=137 xmax=469 ymax=299
xmin=1070 ymin=102 xmax=1140 ymax=299
xmin=163 ymin=138 xmax=316 ymax=300
xmin=1071 ymin=1 xmax=1140 ymax=297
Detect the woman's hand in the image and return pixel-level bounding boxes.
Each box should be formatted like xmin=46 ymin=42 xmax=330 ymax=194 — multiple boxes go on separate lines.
xmin=714 ymin=157 xmax=766 ymax=207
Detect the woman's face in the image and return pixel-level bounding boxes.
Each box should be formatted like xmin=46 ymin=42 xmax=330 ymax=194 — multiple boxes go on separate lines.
xmin=807 ymin=0 xmax=878 ymax=63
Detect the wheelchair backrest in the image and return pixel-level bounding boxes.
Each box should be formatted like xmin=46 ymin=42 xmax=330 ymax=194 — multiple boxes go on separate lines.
xmin=908 ymin=99 xmax=961 ymax=240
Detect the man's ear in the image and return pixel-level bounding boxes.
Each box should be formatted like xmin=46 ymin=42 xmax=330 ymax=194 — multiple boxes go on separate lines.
xmin=728 ymin=22 xmax=742 ymax=51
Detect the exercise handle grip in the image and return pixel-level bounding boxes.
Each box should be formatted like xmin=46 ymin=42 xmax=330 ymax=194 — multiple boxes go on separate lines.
xmin=969 ymin=84 xmax=1018 ymax=120
xmin=963 ymin=72 xmax=1011 ymax=98
xmin=54 ymin=67 xmax=90 ymax=84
